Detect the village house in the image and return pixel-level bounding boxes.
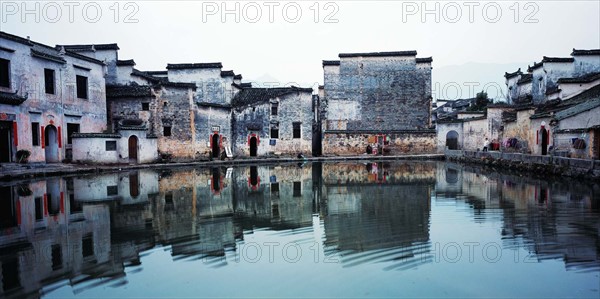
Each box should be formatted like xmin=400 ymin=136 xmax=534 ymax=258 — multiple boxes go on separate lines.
xmin=0 ymin=31 xmax=108 ymax=164
xmin=437 ymin=48 xmax=600 ymax=159
xmin=321 ymin=51 xmax=435 ymax=156
xmin=231 ymin=86 xmax=314 ymax=157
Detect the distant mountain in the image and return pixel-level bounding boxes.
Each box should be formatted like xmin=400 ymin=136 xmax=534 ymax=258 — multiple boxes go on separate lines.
xmin=433 ymin=62 xmax=527 ymax=102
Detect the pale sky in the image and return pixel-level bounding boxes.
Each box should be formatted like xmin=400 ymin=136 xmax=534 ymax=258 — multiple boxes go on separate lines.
xmin=2 ymin=1 xmax=599 ymax=92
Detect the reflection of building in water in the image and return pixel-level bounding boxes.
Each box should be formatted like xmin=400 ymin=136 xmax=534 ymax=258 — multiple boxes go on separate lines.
xmin=321 ymin=162 xmax=435 ymax=269
xmin=498 ymin=176 xmax=600 ymax=272
xmin=0 ymin=178 xmax=111 ymax=298
xmin=434 ymin=162 xmax=502 ymax=213
xmin=73 ymin=170 xmax=159 ymax=205
xmin=232 ymin=165 xmax=315 ymax=230
xmin=436 ymin=162 xmax=600 ymax=271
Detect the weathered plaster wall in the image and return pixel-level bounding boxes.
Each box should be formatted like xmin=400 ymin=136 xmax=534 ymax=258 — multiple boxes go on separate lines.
xmin=461 ymin=118 xmax=488 ymax=151
xmin=322 ymin=131 xmax=436 ymax=156
xmin=436 ymin=122 xmax=463 ymax=152
xmin=152 ymin=86 xmax=198 ymax=160
xmin=502 ymin=109 xmax=535 ymax=153
xmin=195 ymin=106 xmax=232 ymax=158
xmin=233 ymin=91 xmax=313 ymax=157
xmin=0 ymin=36 xmax=107 ymax=163
xmin=573 ymin=55 xmax=600 ymax=76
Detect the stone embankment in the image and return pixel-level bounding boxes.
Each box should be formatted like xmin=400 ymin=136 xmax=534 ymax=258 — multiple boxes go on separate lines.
xmin=445 ymin=150 xmax=600 ymax=180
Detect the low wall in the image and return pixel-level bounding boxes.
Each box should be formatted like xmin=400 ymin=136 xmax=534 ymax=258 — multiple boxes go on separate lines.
xmin=445 ymin=149 xmax=600 ymax=179
xmin=323 ymin=130 xmax=436 ymax=156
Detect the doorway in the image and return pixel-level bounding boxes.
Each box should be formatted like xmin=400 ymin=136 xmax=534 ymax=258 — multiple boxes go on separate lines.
xmin=212 ymin=134 xmax=220 ymax=158
xmin=446 ymin=130 xmax=459 ymax=150
xmin=0 ymin=121 xmax=12 ymax=162
xmin=45 ymin=125 xmax=59 ymax=163
xmin=249 ymin=136 xmax=257 ymax=157
xmin=128 ymin=135 xmax=138 ymax=163
xmin=541 ymin=128 xmax=548 ymax=155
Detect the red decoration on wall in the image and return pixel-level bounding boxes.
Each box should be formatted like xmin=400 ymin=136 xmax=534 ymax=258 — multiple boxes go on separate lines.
xmin=16 ymin=200 xmax=21 ymax=225
xmin=13 ymin=122 xmax=17 ymax=146
xmin=41 ymin=126 xmax=45 ymax=149
xmin=57 ymin=126 xmax=62 ymax=148
xmin=60 ymin=192 xmax=64 ymax=214
xmin=43 ymin=194 xmax=48 ymax=215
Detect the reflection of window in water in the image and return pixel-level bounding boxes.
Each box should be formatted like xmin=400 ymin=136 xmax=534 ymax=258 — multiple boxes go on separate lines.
xmin=1 ymin=257 xmax=21 ymax=292
xmin=51 ymin=244 xmax=63 ymax=270
xmin=70 ymin=194 xmax=82 ymax=214
xmin=271 ymin=182 xmax=279 ymax=197
xmin=272 ymin=204 xmax=280 ymax=218
xmin=446 ymin=168 xmax=459 ymax=184
xmin=82 ymin=234 xmax=94 ymax=258
xmin=107 ymin=185 xmax=118 ymax=196
xmin=129 ymin=173 xmax=139 ymax=198
xmin=35 ymin=197 xmax=44 ymax=220
xmin=165 ymin=192 xmax=174 ymax=210
xmin=293 ymin=182 xmax=302 ymax=197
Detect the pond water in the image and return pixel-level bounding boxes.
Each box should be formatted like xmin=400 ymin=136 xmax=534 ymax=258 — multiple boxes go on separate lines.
xmin=0 ymin=161 xmax=598 ymax=298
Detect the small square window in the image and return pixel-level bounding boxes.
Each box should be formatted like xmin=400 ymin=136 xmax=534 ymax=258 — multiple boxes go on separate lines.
xmin=0 ymin=58 xmax=10 ymax=88
xmin=142 ymin=102 xmax=149 ymax=111
xmin=107 ymin=185 xmax=118 ymax=196
xmin=271 ymin=104 xmax=278 ymax=116
xmin=163 ymin=126 xmax=171 ymax=137
xmin=76 ymin=75 xmax=88 ymax=99
xmin=67 ymin=123 xmax=80 ymax=145
xmin=44 ymin=69 xmax=55 ymax=94
xmin=293 ymin=122 xmax=301 ymax=139
xmin=270 ymin=127 xmax=279 ymax=139
xmin=105 ymin=140 xmax=117 ymax=151
xmin=31 ymin=122 xmax=40 ymax=146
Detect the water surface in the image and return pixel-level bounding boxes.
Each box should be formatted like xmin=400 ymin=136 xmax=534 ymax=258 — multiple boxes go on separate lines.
xmin=0 ymin=161 xmax=598 ymax=298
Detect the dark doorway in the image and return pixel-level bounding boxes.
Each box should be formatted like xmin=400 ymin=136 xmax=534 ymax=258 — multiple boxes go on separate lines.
xmin=212 ymin=134 xmax=220 ymax=158
xmin=45 ymin=125 xmax=59 ymax=163
xmin=446 ymin=130 xmax=459 ymax=150
xmin=0 ymin=121 xmax=12 ymax=162
xmin=249 ymin=136 xmax=257 ymax=157
xmin=595 ymin=129 xmax=600 ymax=160
xmin=541 ymin=128 xmax=548 ymax=155
xmin=250 ymin=166 xmax=258 ymax=187
xmin=312 ymin=123 xmax=322 ymax=157
xmin=128 ymin=135 xmax=138 ymax=163
xmin=212 ymin=168 xmax=221 ymax=193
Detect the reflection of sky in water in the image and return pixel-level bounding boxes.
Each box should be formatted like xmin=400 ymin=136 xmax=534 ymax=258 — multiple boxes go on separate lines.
xmin=0 ymin=162 xmax=598 ymax=298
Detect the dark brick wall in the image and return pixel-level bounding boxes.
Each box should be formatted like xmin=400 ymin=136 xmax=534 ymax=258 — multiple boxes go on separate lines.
xmin=324 ymin=56 xmax=432 ymax=131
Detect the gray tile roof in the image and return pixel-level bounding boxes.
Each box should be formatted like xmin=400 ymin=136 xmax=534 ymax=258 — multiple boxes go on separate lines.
xmin=339 ymin=51 xmax=417 ymax=58
xmin=0 ymin=91 xmax=28 ymax=105
xmin=167 ymin=63 xmax=222 ymax=69
xmin=106 ymin=85 xmax=152 ymax=99
xmin=232 ymin=86 xmax=312 ymax=109
xmin=554 ymin=96 xmax=600 ymax=121
xmin=58 ymin=44 xmax=120 ymax=51
xmin=571 ymin=48 xmax=600 ymax=56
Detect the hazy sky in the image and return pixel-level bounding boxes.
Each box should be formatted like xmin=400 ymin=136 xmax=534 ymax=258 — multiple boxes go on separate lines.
xmin=2 ymin=1 xmax=599 ymax=92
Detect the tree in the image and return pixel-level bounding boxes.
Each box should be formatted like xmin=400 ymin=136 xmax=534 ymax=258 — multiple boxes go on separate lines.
xmin=467 ymin=91 xmax=491 ymax=112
